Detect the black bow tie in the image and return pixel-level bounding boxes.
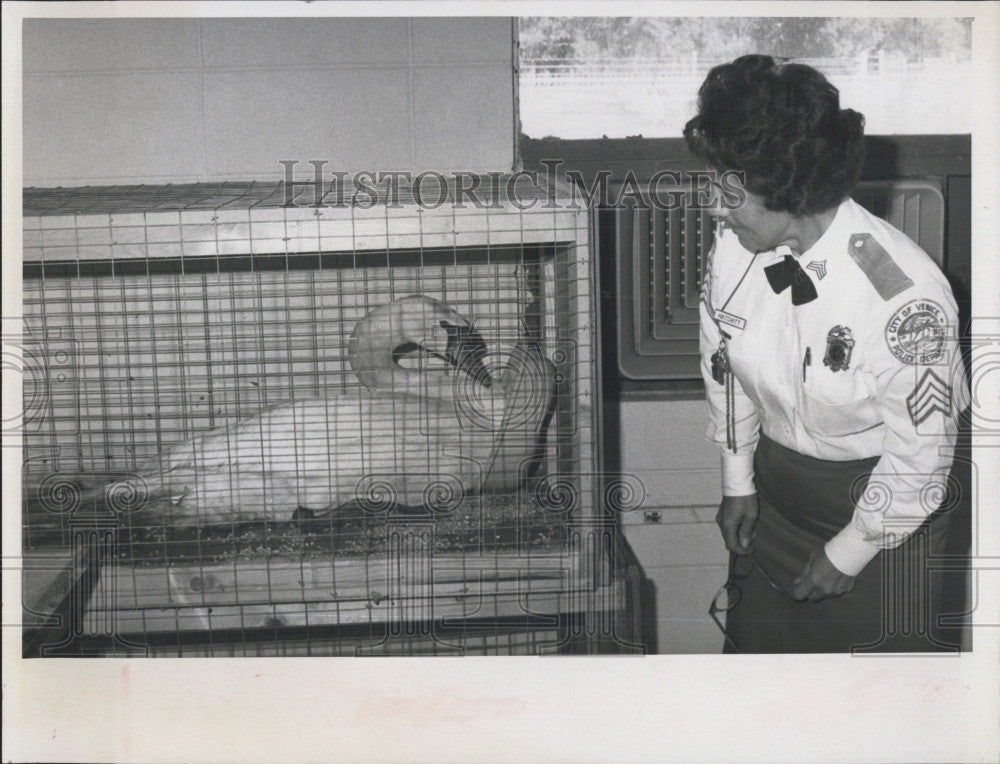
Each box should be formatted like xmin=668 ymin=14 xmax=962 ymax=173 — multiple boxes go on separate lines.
xmin=764 ymin=254 xmax=818 ymax=306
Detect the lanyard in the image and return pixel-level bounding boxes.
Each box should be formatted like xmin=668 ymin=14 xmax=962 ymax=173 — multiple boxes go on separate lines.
xmin=705 ymin=250 xmax=759 ymax=340
xmin=704 ymin=250 xmax=759 ymax=453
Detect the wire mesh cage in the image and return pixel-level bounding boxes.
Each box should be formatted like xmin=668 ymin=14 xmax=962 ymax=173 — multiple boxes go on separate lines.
xmin=20 ymin=177 xmax=643 ymax=656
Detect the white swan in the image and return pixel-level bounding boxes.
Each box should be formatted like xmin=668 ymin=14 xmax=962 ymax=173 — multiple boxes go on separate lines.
xmin=109 ymin=296 xmax=555 ymax=525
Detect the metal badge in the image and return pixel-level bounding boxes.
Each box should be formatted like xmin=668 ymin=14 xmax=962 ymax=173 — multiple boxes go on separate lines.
xmin=710 ymin=340 xmax=730 ymax=385
xmin=823 ymin=325 xmax=855 ymax=372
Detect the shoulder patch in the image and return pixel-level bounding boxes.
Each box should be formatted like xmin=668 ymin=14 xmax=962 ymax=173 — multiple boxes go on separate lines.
xmin=885 ymin=299 xmax=947 ymax=364
xmin=847 ymin=233 xmax=915 ymax=301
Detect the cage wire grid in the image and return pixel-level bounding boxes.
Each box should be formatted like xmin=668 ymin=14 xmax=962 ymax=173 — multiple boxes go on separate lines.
xmin=20 ymin=179 xmax=638 ymax=656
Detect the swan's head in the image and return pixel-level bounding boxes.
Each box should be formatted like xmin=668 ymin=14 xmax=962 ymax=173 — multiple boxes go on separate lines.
xmin=349 ymin=295 xmax=492 ymax=392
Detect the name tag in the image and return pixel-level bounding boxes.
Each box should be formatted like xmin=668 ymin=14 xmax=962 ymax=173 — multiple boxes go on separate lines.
xmin=713 ymin=309 xmax=746 ymax=331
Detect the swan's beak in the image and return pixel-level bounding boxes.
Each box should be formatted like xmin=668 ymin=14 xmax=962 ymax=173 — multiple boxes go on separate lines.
xmin=441 ymin=322 xmax=492 ymax=388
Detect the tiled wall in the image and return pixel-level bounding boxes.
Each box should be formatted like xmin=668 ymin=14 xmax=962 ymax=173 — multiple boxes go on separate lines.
xmin=22 ymin=18 xmax=516 ymax=186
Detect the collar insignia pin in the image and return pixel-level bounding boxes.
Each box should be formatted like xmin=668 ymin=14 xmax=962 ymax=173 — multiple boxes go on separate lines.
xmin=806 ymin=260 xmax=827 ymax=280
xmin=823 ymin=325 xmax=855 ymax=372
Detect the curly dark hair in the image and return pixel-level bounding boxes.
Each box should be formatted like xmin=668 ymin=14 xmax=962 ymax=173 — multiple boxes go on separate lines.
xmin=684 ymin=55 xmax=866 ymax=216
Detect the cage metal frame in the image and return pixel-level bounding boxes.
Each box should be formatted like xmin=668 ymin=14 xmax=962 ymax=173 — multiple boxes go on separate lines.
xmin=20 ymin=177 xmax=641 ymax=656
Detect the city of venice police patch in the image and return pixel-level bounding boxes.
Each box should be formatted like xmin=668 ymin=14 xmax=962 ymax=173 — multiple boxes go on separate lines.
xmin=885 ymin=299 xmax=947 ymax=364
xmin=907 ymin=369 xmax=952 ymax=426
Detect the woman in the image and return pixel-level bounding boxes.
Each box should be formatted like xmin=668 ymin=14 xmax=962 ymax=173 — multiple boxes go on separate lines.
xmin=685 ymin=55 xmax=966 ymax=652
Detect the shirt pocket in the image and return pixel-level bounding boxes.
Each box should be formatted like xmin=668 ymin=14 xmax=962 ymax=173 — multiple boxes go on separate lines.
xmin=800 ymin=370 xmax=875 ymax=437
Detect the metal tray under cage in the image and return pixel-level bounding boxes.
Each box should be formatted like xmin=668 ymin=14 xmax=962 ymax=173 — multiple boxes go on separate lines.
xmin=20 ymin=179 xmax=643 ymax=656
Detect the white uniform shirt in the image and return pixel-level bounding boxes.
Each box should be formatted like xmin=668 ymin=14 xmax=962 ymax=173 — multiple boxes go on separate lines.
xmin=699 ymin=197 xmax=967 ymax=576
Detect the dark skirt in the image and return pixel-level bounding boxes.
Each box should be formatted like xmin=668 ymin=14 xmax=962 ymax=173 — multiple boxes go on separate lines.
xmin=723 ymin=435 xmax=957 ymax=653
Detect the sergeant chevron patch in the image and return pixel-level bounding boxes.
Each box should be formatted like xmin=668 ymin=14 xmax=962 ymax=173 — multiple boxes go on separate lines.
xmin=805 ymin=260 xmax=827 ymax=280
xmin=906 ymin=369 xmax=952 ymax=426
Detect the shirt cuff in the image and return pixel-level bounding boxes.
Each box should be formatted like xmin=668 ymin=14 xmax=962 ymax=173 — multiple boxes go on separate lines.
xmin=824 ymin=523 xmax=882 ymax=577
xmin=721 ymin=451 xmax=755 ymax=496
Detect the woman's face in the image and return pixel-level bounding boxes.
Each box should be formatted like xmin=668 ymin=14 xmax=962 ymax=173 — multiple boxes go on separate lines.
xmin=705 ymin=178 xmax=796 ymax=254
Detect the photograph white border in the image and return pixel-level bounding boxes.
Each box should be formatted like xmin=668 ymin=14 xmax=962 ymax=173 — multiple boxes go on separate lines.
xmin=3 ymin=2 xmax=998 ymax=762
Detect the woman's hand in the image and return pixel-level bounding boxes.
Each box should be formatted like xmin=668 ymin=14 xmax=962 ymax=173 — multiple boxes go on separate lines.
xmin=792 ymin=550 xmax=856 ymax=602
xmin=716 ymin=494 xmax=759 ymax=555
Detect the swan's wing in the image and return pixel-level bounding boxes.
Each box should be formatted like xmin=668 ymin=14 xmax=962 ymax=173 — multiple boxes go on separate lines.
xmin=119 ymin=393 xmax=483 ymax=523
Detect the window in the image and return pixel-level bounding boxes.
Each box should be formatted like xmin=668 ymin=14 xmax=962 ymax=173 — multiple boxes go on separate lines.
xmin=518 ymin=17 xmax=973 ymax=139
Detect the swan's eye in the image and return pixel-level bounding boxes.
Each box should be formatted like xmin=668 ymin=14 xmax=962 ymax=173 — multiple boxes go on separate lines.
xmin=390 ymin=341 xmax=421 ymax=366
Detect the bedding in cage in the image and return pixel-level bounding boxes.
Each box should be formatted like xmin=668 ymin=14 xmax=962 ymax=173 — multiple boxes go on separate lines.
xmin=20 ymin=178 xmax=642 ymax=656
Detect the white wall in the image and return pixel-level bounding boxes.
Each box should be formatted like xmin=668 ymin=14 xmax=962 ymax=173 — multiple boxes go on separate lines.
xmin=22 ymin=18 xmax=516 ymax=187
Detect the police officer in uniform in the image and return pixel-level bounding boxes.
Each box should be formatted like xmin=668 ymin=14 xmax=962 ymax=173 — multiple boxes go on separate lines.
xmin=685 ymin=55 xmax=967 ymax=652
